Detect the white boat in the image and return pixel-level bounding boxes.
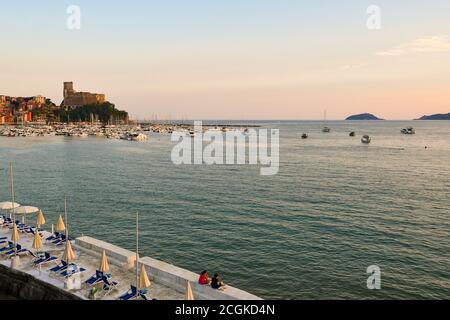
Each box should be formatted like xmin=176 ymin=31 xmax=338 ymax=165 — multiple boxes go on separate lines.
xmin=322 ymin=110 xmax=331 ymax=133
xmin=401 ymin=127 xmax=415 ymax=135
xmin=361 ymin=135 xmax=371 ymax=144
xmin=131 ymin=133 xmax=148 ymax=142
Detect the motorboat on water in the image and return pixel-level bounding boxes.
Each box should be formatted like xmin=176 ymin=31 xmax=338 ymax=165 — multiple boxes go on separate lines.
xmin=131 ymin=133 xmax=148 ymax=142
xmin=401 ymin=127 xmax=415 ymax=135
xmin=361 ymin=135 xmax=371 ymax=144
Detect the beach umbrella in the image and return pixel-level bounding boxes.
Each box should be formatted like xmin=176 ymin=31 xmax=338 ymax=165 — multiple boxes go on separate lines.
xmin=64 ymin=240 xmax=75 ymax=262
xmin=11 ymin=224 xmax=20 ymax=243
xmin=15 ymin=206 xmax=39 ymax=224
xmin=0 ymin=202 xmax=20 ymax=210
xmin=56 ymin=214 xmax=65 ymax=232
xmin=14 ymin=206 xmax=39 ymax=215
xmin=185 ymin=281 xmax=194 ymax=300
xmin=32 ymin=232 xmax=42 ymax=250
xmin=139 ymin=264 xmax=151 ymax=289
xmin=36 ymin=210 xmax=46 ymax=227
xmin=99 ymin=250 xmax=110 ymax=273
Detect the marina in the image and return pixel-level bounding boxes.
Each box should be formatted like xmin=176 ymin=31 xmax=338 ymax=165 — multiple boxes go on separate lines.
xmin=0 ymin=123 xmax=253 ymax=140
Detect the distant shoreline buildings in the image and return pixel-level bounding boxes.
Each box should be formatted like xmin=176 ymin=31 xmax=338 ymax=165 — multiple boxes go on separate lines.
xmin=0 ymin=82 xmax=125 ymax=124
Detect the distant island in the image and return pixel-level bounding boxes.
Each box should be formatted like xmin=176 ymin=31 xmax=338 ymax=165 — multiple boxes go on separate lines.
xmin=416 ymin=113 xmax=450 ymax=120
xmin=345 ymin=113 xmax=384 ymax=120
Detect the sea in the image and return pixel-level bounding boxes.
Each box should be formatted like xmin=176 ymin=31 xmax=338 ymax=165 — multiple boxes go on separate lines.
xmin=0 ymin=121 xmax=449 ymax=299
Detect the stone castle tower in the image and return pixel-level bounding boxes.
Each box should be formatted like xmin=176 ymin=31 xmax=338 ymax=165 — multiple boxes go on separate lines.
xmin=63 ymin=82 xmax=75 ymax=99
xmin=62 ymin=81 xmax=106 ymax=109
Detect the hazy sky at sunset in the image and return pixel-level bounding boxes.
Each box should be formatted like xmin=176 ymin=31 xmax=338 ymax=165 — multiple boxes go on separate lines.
xmin=1 ymin=0 xmax=450 ymax=120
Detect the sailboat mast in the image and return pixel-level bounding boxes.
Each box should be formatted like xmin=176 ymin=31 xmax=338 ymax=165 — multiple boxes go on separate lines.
xmin=65 ymin=196 xmax=68 ymax=240
xmin=10 ymin=163 xmax=16 ymax=246
xmin=136 ymin=211 xmax=139 ymax=290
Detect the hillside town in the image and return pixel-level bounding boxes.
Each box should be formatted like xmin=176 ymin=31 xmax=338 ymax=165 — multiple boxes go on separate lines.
xmin=0 ymin=82 xmax=127 ymax=124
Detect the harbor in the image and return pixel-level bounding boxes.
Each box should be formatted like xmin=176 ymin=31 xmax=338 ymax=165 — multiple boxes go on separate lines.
xmin=0 ymin=123 xmax=254 ymax=140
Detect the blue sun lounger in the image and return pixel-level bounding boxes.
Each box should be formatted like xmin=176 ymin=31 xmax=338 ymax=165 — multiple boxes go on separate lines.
xmin=85 ymin=270 xmax=106 ymax=286
xmin=6 ymin=247 xmax=30 ymax=258
xmin=46 ymin=232 xmax=60 ymax=242
xmin=34 ymin=252 xmax=58 ymax=266
xmin=0 ymin=242 xmax=16 ymax=253
xmin=2 ymin=244 xmax=22 ymax=256
xmin=49 ymin=260 xmax=70 ymax=273
xmin=101 ymin=275 xmax=119 ymax=296
xmin=119 ymin=285 xmax=148 ymax=300
xmin=53 ymin=235 xmax=67 ymax=246
xmin=119 ymin=285 xmax=138 ymax=300
xmin=60 ymin=265 xmax=87 ymax=278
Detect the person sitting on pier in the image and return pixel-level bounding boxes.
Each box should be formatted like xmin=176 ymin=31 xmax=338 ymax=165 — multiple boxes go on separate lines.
xmin=198 ymin=270 xmax=210 ymax=285
xmin=211 ymin=273 xmax=225 ymax=289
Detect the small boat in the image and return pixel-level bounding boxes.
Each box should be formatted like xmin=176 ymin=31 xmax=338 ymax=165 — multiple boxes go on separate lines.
xmin=131 ymin=133 xmax=148 ymax=142
xmin=322 ymin=127 xmax=331 ymax=133
xmin=301 ymin=133 xmax=308 ymax=139
xmin=349 ymin=131 xmax=356 ymax=137
xmin=401 ymin=127 xmax=415 ymax=135
xmin=361 ymin=135 xmax=371 ymax=144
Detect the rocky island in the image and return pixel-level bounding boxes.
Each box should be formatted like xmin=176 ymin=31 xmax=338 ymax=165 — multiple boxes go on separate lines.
xmin=416 ymin=113 xmax=450 ymax=120
xmin=345 ymin=113 xmax=384 ymax=120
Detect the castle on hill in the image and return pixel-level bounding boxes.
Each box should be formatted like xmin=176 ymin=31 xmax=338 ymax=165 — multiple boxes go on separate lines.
xmin=62 ymin=82 xmax=105 ymax=109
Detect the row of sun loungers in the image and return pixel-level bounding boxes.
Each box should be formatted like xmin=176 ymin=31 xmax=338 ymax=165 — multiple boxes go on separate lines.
xmin=0 ymin=242 xmax=34 ymax=258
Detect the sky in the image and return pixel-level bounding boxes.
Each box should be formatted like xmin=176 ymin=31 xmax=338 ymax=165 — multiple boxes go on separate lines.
xmin=1 ymin=0 xmax=450 ymax=120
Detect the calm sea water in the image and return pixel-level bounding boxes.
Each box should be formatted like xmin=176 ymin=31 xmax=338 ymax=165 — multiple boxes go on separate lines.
xmin=0 ymin=121 xmax=449 ymax=299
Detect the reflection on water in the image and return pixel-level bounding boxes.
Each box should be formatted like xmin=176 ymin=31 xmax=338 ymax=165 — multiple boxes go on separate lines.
xmin=0 ymin=121 xmax=449 ymax=299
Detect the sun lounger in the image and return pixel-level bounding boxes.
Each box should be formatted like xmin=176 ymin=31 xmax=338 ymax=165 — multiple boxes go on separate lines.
xmin=1 ymin=244 xmax=20 ymax=255
xmin=60 ymin=265 xmax=87 ymax=278
xmin=7 ymin=248 xmax=31 ymax=258
xmin=119 ymin=285 xmax=138 ymax=300
xmin=85 ymin=270 xmax=106 ymax=286
xmin=0 ymin=242 xmax=14 ymax=251
xmin=2 ymin=244 xmax=22 ymax=256
xmin=118 ymin=285 xmax=148 ymax=300
xmin=101 ymin=275 xmax=119 ymax=296
xmin=34 ymin=252 xmax=58 ymax=266
xmin=49 ymin=260 xmax=69 ymax=273
xmin=46 ymin=232 xmax=60 ymax=242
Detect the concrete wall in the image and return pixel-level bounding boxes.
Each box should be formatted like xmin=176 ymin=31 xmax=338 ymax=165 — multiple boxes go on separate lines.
xmin=75 ymin=236 xmax=136 ymax=269
xmin=76 ymin=236 xmax=262 ymax=300
xmin=0 ymin=264 xmax=81 ymax=300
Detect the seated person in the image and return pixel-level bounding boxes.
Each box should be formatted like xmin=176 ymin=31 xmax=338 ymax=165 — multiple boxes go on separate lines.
xmin=211 ymin=273 xmax=225 ymax=289
xmin=198 ymin=270 xmax=210 ymax=285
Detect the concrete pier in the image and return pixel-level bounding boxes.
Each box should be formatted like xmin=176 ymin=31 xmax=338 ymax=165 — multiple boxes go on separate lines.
xmin=0 ymin=226 xmax=261 ymax=300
